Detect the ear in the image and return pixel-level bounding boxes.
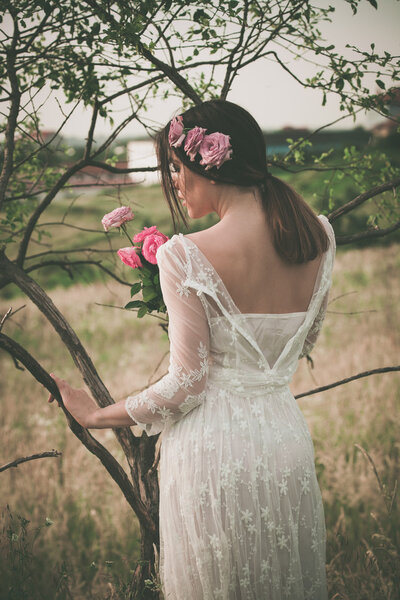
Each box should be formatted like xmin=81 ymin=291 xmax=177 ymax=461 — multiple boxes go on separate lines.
xmin=210 ymin=180 xmax=216 ymax=185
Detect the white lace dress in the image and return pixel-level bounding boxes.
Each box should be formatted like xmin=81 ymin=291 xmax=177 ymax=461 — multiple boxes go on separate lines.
xmin=125 ymin=215 xmax=336 ymax=600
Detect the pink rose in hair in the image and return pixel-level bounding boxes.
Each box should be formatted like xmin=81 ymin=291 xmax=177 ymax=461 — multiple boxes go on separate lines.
xmin=117 ymin=247 xmax=143 ymax=269
xmin=133 ymin=225 xmax=158 ymax=243
xmin=168 ymin=116 xmax=185 ymax=148
xmin=184 ymin=126 xmax=207 ymax=161
xmin=142 ymin=232 xmax=169 ymax=265
xmin=102 ymin=206 xmax=134 ymax=231
xmin=199 ymin=132 xmax=232 ymax=170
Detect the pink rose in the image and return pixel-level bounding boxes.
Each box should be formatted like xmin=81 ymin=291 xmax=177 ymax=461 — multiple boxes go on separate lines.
xmin=184 ymin=126 xmax=207 ymax=161
xmin=117 ymin=247 xmax=143 ymax=269
xmin=133 ymin=225 xmax=159 ymax=243
xmin=168 ymin=115 xmax=185 ymax=148
xmin=142 ymin=232 xmax=169 ymax=265
xmin=199 ymin=132 xmax=232 ymax=170
xmin=102 ymin=206 xmax=134 ymax=231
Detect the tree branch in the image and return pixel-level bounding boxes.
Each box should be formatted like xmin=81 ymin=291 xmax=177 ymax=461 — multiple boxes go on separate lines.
xmin=0 ymin=330 xmax=155 ymax=535
xmin=87 ymin=160 xmax=158 ymax=174
xmin=295 ymin=366 xmax=400 ymax=400
xmin=84 ymin=100 xmax=99 ymax=160
xmin=82 ymin=0 xmax=202 ymax=105
xmin=328 ymin=177 xmax=400 ymax=223
xmin=336 ymin=220 xmax=400 ymax=245
xmin=24 ymin=258 xmax=132 ymax=287
xmin=0 ymin=450 xmax=61 ymax=474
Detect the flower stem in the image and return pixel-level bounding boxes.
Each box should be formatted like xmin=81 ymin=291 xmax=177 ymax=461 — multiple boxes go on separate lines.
xmin=121 ymin=223 xmax=135 ymax=247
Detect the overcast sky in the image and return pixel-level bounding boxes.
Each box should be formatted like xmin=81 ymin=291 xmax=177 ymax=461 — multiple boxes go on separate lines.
xmin=36 ymin=0 xmax=400 ymax=138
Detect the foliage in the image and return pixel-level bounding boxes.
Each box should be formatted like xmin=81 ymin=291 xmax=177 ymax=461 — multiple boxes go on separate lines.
xmin=125 ymin=259 xmax=167 ymax=321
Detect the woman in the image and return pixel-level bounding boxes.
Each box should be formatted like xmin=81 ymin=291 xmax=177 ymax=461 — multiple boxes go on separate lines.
xmin=49 ymin=100 xmax=335 ymax=599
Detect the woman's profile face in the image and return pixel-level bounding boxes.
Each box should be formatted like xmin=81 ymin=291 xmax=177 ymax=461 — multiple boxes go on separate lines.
xmin=170 ymin=154 xmax=216 ymax=219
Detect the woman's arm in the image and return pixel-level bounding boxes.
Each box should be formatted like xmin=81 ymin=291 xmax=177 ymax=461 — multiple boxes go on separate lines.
xmin=48 ymin=237 xmax=210 ymax=434
xmin=48 ymin=374 xmax=136 ymax=429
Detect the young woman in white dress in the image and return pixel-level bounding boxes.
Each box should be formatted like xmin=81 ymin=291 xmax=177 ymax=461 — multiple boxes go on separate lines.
xmin=49 ymin=100 xmax=335 ymax=599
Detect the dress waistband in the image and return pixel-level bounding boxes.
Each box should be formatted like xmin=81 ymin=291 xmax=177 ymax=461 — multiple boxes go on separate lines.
xmin=207 ymin=365 xmax=290 ymax=394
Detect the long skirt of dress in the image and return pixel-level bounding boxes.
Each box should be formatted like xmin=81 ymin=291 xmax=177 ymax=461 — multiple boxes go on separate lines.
xmin=159 ymin=381 xmax=328 ymax=600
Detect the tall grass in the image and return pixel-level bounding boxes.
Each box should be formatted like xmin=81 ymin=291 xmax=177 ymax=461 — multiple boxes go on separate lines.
xmin=1 ymin=190 xmax=399 ymax=598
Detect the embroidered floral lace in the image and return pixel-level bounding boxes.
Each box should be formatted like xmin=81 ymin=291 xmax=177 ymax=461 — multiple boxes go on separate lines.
xmin=125 ymin=215 xmax=336 ymax=600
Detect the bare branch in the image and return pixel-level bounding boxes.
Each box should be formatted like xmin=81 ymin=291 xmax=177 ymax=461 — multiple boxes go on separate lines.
xmin=24 ymin=258 xmax=132 ymax=287
xmin=89 ymin=111 xmax=139 ymax=159
xmin=88 ymin=160 xmax=158 ymax=174
xmin=328 ymin=177 xmax=400 ymax=223
xmin=0 ymin=450 xmax=61 ymax=474
xmin=336 ymin=220 xmax=400 ymax=245
xmin=84 ymin=100 xmax=99 ymax=159
xmin=0 ymin=307 xmax=12 ymax=332
xmin=0 ymin=304 xmax=26 ymax=332
xmin=26 ymin=247 xmax=116 ymax=260
xmin=295 ymin=366 xmax=400 ymax=400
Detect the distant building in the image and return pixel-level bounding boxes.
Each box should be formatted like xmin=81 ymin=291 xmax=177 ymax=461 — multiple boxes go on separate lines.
xmin=264 ymin=127 xmax=370 ymax=156
xmin=127 ymin=139 xmax=159 ymax=186
xmin=69 ymin=161 xmax=132 ymax=186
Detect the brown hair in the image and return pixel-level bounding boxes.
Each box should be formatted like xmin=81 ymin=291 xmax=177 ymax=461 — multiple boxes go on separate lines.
xmin=156 ymin=99 xmax=329 ymax=263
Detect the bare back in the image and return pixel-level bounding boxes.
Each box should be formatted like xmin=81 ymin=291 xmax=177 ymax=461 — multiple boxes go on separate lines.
xmin=186 ymin=211 xmax=324 ymax=315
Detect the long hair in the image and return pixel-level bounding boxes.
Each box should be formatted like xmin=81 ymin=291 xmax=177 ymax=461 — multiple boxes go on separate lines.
xmin=156 ymin=99 xmax=329 ymax=263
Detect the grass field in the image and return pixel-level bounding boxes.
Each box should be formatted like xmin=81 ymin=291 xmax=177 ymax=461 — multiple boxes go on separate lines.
xmin=0 ymin=183 xmax=399 ymax=599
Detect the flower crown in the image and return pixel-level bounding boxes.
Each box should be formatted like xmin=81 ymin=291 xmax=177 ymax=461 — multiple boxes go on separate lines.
xmin=168 ymin=115 xmax=232 ymax=170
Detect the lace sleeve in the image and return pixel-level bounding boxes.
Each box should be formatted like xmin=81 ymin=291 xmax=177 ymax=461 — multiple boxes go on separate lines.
xmin=299 ymin=290 xmax=329 ymax=358
xmin=299 ymin=215 xmax=336 ymax=359
xmin=125 ymin=238 xmax=209 ymax=436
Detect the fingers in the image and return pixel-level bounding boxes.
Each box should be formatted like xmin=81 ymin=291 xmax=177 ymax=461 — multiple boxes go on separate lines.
xmin=48 ymin=373 xmax=63 ymax=407
xmin=50 ymin=373 xmax=65 ymax=386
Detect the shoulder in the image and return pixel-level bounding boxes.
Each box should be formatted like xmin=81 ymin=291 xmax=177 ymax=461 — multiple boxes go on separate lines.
xmin=318 ymin=214 xmax=336 ymax=251
xmin=156 ymin=234 xmax=189 ymax=273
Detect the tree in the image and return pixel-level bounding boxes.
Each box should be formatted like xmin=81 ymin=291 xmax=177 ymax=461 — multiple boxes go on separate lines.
xmin=0 ymin=0 xmax=399 ymax=596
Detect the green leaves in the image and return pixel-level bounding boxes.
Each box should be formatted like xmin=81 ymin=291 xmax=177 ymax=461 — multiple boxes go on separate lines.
xmin=130 ymin=282 xmax=142 ymax=297
xmin=124 ymin=258 xmax=167 ymax=320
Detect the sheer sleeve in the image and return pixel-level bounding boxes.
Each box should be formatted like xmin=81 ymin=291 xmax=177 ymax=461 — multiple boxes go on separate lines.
xmin=299 ymin=215 xmax=336 ymax=359
xmin=125 ymin=238 xmax=210 ymax=436
xmin=299 ymin=290 xmax=329 ymax=358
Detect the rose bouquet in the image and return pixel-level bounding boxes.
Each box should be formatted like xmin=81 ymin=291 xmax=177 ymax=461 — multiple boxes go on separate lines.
xmin=102 ymin=207 xmax=168 ymax=319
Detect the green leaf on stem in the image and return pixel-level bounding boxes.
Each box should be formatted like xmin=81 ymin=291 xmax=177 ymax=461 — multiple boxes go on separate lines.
xmin=130 ymin=282 xmax=142 ymax=297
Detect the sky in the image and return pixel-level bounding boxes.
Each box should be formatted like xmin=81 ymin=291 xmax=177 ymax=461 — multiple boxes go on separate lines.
xmin=28 ymin=0 xmax=400 ymax=137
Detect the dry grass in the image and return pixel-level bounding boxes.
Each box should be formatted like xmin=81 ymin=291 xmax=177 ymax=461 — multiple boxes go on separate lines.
xmin=0 ymin=243 xmax=399 ymax=599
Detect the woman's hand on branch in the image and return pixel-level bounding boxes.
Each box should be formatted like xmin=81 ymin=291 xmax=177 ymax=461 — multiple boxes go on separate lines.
xmin=48 ymin=373 xmax=101 ymax=429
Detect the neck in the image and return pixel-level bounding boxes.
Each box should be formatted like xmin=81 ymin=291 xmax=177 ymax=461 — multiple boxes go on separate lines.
xmin=214 ymin=186 xmax=262 ymax=221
